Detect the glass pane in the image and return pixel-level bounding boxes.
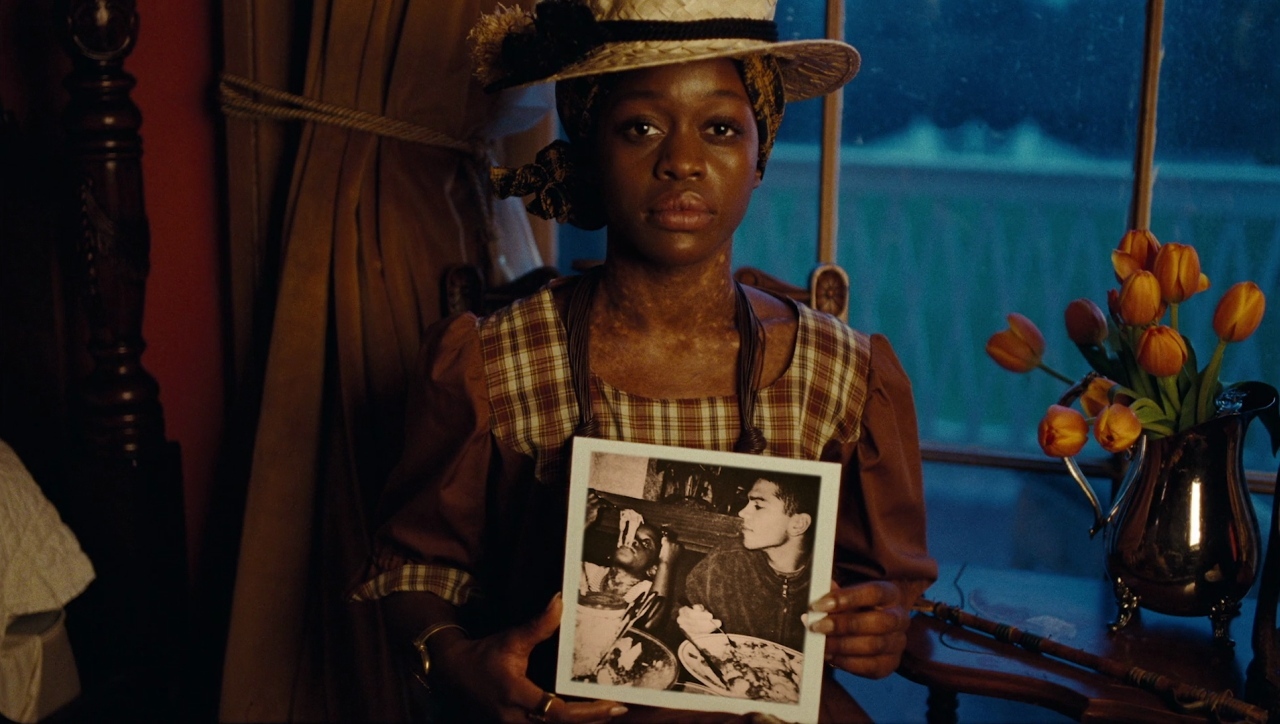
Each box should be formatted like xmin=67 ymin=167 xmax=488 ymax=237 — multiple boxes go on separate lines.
xmin=1155 ymin=3 xmax=1280 ymax=472
xmin=745 ymin=1 xmax=1280 ymax=473
xmin=559 ymin=2 xmax=1280 ymax=472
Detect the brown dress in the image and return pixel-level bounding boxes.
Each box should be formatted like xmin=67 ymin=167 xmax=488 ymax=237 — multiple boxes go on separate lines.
xmin=353 ymin=279 xmax=937 ymax=722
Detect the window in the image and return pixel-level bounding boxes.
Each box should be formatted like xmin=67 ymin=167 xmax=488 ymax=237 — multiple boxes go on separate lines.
xmin=558 ymin=1 xmax=1280 ymax=476
xmin=761 ymin=1 xmax=1279 ymax=477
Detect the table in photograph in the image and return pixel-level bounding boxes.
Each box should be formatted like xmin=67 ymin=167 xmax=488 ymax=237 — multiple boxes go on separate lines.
xmin=898 ymin=563 xmax=1261 ymax=723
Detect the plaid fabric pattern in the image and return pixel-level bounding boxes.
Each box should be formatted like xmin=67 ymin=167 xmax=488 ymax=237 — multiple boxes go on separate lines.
xmin=480 ymin=292 xmax=582 ymax=484
xmin=482 ymin=287 xmax=870 ymax=481
xmin=351 ymin=288 xmax=872 ymax=602
xmin=348 ymin=562 xmax=474 ymax=605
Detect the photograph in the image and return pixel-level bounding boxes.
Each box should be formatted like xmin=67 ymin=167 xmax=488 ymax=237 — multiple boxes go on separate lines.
xmin=556 ymin=437 xmax=842 ymax=721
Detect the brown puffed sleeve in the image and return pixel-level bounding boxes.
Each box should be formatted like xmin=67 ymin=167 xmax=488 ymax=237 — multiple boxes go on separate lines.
xmin=359 ymin=312 xmax=500 ymax=587
xmin=831 ymin=334 xmax=938 ymax=588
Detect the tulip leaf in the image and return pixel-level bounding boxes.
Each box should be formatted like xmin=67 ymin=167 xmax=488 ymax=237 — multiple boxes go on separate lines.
xmin=1139 ymin=421 xmax=1176 ymax=438
xmin=1159 ymin=392 xmax=1177 ymax=421
xmin=1112 ymin=384 xmax=1143 ymax=403
xmin=1196 ymin=340 xmax=1228 ymax=424
xmin=1130 ymin=398 xmax=1173 ymax=427
xmin=1177 ymin=380 xmax=1199 ymax=431
xmin=1118 ymin=343 xmax=1157 ymax=403
xmin=1115 ymin=328 xmax=1160 ymax=403
xmin=1076 ymin=343 xmax=1120 ymax=380
xmin=1181 ymin=333 xmax=1199 ymax=380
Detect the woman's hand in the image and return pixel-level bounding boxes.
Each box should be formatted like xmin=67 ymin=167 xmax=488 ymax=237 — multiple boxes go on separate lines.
xmin=433 ymin=594 xmax=627 ymax=723
xmin=806 ymin=580 xmax=911 ymax=679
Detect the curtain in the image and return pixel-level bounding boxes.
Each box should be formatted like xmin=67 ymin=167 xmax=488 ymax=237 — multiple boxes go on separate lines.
xmin=217 ymin=1 xmax=548 ymax=720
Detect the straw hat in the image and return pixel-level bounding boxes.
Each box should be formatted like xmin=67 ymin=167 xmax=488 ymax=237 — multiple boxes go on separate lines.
xmin=471 ymin=0 xmax=860 ymax=102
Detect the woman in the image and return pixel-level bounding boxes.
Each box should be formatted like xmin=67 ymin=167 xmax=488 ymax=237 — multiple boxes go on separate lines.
xmin=352 ymin=1 xmax=937 ymax=721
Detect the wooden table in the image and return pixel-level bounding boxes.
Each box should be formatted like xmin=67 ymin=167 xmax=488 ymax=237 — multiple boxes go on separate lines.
xmin=897 ymin=563 xmax=1263 ymax=723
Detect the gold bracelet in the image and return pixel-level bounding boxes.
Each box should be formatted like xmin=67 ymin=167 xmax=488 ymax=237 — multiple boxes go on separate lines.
xmin=412 ymin=622 xmax=468 ymax=686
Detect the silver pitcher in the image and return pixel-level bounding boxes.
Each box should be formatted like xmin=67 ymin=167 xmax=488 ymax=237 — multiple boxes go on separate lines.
xmin=1063 ymin=381 xmax=1279 ymax=644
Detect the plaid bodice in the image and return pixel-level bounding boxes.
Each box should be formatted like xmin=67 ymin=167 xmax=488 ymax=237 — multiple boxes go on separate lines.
xmin=479 ymin=285 xmax=871 ymax=483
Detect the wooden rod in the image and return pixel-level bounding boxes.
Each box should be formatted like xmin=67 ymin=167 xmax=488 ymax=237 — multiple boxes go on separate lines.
xmin=918 ymin=599 xmax=1270 ymax=724
xmin=817 ymin=0 xmax=844 ymax=265
xmin=1128 ymin=0 xmax=1165 ymax=231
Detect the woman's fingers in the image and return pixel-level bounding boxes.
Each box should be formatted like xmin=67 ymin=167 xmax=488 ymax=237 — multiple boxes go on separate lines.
xmin=542 ymin=697 xmax=628 ymax=723
xmin=808 ymin=603 xmax=909 ymax=676
xmin=498 ymin=679 xmax=625 ymax=723
xmin=811 ymin=580 xmax=900 ymax=614
xmin=826 ymin=652 xmax=902 ymax=680
xmin=508 ymin=593 xmax=564 ymax=657
xmin=807 ymin=581 xmax=913 ymax=681
xmin=822 ymin=629 xmax=907 ymax=657
xmin=809 ymin=604 xmax=908 ymax=636
xmin=482 ymin=595 xmax=629 ymax=722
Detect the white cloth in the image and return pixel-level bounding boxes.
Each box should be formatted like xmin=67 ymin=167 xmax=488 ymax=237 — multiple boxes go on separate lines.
xmin=0 ymin=440 xmax=94 ymax=722
xmin=0 ymin=633 xmax=44 ymax=723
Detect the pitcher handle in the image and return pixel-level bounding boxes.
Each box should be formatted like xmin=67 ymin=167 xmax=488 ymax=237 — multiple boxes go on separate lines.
xmin=1063 ymin=435 xmax=1147 ymax=538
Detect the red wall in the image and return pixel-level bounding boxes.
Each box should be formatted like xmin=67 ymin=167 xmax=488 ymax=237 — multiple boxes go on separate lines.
xmin=127 ymin=0 xmax=224 ymax=580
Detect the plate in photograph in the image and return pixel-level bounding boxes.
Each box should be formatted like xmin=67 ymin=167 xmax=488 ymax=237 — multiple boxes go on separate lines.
xmin=588 ymin=629 xmax=678 ymax=690
xmin=677 ymin=634 xmax=803 ymax=703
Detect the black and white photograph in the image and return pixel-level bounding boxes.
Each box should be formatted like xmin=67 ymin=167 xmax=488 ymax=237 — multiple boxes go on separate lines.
xmin=557 ymin=437 xmax=841 ymax=720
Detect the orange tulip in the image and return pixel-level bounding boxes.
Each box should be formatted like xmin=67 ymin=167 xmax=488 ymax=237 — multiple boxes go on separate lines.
xmin=986 ymin=313 xmax=1046 ymax=373
xmin=1111 ymin=251 xmax=1142 ymax=283
xmin=1106 ymin=288 xmax=1121 ymax=320
xmin=1136 ymin=325 xmax=1189 ymax=377
xmin=1117 ymin=271 xmax=1164 ymax=326
xmin=1152 ymin=243 xmax=1202 ymax=304
xmin=1079 ymin=376 xmax=1119 ymax=417
xmin=1093 ymin=403 xmax=1143 ymax=453
xmin=1038 ymin=405 xmax=1089 ymax=457
xmin=1064 ymin=298 xmax=1108 ymax=345
xmin=1213 ymin=281 xmax=1266 ymax=343
xmin=1112 ymin=229 xmax=1160 ymax=281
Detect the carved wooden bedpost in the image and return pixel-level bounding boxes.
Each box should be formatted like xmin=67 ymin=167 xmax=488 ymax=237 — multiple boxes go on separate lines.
xmin=58 ymin=0 xmax=187 ymax=716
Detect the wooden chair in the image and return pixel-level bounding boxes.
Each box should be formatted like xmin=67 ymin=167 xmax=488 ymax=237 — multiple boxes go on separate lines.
xmin=1247 ymin=477 xmax=1280 ymax=718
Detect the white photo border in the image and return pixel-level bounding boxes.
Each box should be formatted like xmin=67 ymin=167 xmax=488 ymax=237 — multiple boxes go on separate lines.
xmin=556 ymin=437 xmax=842 ymax=722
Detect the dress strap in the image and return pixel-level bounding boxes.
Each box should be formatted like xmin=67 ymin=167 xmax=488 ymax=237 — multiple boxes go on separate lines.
xmin=566 ymin=267 xmax=601 ymax=438
xmin=734 ymin=283 xmax=767 ymax=453
xmin=564 ymin=269 xmax=766 ymax=452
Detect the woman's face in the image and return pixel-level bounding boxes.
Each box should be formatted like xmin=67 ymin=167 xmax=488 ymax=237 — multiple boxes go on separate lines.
xmin=592 ymin=58 xmax=762 ymax=268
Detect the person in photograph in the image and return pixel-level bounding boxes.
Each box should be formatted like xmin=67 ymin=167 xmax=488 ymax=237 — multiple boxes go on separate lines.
xmin=579 ymin=492 xmax=682 ymax=628
xmin=351 ymin=0 xmax=938 ymax=721
xmin=676 ymin=474 xmax=817 ymax=651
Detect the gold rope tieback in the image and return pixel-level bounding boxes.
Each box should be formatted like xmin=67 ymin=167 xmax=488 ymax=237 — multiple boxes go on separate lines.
xmin=217 ymin=73 xmax=483 ymax=154
xmin=916 ymin=598 xmax=1269 ymax=723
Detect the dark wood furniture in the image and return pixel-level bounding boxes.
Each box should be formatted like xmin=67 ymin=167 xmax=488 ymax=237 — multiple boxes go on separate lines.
xmin=1247 ymin=471 xmax=1280 ymax=719
xmin=0 ymin=1 xmax=187 ymax=718
xmin=899 ymin=563 xmax=1264 ymax=723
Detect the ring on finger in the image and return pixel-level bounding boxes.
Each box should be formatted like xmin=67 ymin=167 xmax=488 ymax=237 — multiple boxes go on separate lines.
xmin=527 ymin=691 xmax=557 ymax=722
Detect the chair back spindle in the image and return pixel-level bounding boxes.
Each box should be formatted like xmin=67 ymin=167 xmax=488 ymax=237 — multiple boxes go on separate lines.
xmin=1247 ymin=471 xmax=1280 ymax=716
